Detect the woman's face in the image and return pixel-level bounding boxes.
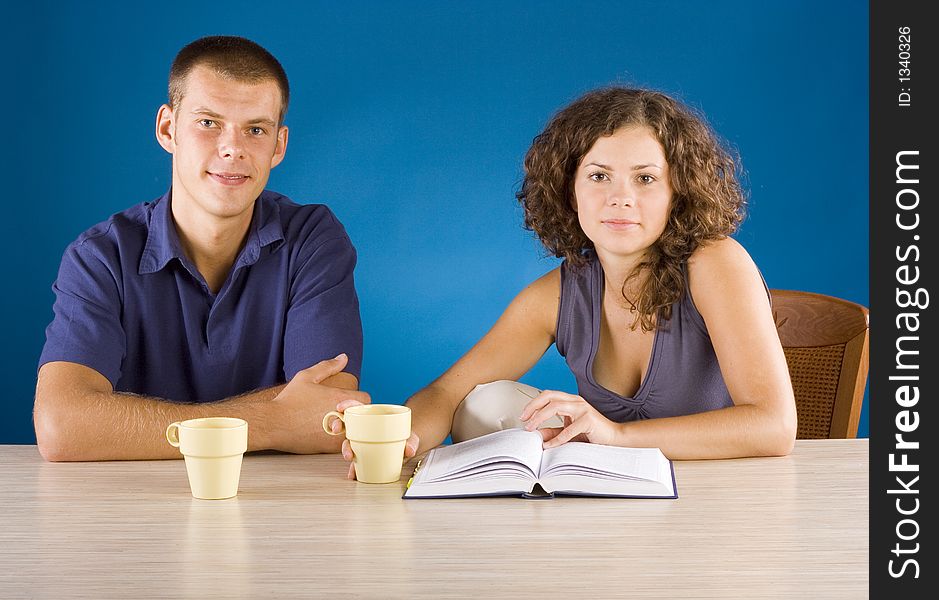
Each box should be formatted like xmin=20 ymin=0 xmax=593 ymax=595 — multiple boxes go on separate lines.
xmin=573 ymin=125 xmax=673 ymax=264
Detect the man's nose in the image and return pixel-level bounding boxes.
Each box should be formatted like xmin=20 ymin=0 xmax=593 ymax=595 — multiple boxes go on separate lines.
xmin=218 ymin=128 xmax=245 ymax=160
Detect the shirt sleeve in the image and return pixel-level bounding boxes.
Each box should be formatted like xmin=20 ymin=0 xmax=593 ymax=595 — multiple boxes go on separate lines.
xmin=38 ymin=240 xmax=126 ymax=387
xmin=282 ymin=219 xmax=363 ymax=382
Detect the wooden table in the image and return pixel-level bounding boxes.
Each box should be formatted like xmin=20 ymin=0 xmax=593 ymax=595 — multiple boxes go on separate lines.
xmin=0 ymin=440 xmax=868 ymax=599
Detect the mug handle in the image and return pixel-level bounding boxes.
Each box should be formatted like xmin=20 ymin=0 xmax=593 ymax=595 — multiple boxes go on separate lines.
xmin=166 ymin=422 xmax=182 ymax=447
xmin=322 ymin=411 xmax=345 ymax=436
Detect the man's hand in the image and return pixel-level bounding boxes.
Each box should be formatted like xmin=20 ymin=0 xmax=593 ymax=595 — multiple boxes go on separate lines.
xmin=332 ymin=399 xmax=420 ymax=480
xmin=268 ymin=354 xmax=371 ymax=454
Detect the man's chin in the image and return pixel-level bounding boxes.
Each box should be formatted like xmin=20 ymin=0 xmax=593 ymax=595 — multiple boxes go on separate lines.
xmin=203 ymin=192 xmax=258 ymax=220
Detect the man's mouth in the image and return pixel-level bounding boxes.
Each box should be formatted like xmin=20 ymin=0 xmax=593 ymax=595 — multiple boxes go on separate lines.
xmin=208 ymin=172 xmax=250 ymax=186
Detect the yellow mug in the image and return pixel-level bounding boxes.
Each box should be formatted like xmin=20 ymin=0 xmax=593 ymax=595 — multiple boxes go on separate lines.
xmin=166 ymin=417 xmax=248 ymax=499
xmin=322 ymin=405 xmax=411 ymax=484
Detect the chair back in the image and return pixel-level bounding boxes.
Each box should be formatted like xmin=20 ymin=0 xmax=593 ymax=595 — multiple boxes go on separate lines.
xmin=770 ymin=290 xmax=869 ymax=439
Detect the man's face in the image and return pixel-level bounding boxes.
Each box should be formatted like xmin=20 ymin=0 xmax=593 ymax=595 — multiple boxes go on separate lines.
xmin=156 ymin=65 xmax=288 ymax=227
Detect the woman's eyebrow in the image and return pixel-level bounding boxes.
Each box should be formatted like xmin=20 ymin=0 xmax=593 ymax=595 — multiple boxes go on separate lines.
xmin=582 ymin=162 xmax=663 ymax=170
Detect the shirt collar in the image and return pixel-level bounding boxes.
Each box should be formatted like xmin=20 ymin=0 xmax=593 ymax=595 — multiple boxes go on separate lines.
xmin=138 ymin=189 xmax=286 ymax=275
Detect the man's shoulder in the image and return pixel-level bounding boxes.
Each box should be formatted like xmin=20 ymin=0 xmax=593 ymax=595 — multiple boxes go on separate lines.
xmin=67 ymin=199 xmax=156 ymax=259
xmin=262 ymin=191 xmax=350 ymax=246
xmin=53 ymin=198 xmax=160 ymax=283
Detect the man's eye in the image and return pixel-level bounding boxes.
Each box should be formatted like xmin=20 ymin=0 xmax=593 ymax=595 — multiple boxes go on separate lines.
xmin=249 ymin=127 xmax=265 ymax=136
xmin=199 ymin=119 xmax=215 ymax=128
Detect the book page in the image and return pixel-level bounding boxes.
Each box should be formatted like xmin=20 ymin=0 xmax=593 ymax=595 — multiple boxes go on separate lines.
xmin=404 ymin=432 xmax=676 ymax=499
xmin=541 ymin=442 xmax=667 ymax=480
xmin=538 ymin=442 xmax=675 ymax=497
xmin=418 ymin=428 xmax=545 ymax=483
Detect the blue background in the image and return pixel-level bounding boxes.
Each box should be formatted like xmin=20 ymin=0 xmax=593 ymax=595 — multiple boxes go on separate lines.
xmin=1 ymin=0 xmax=869 ymax=443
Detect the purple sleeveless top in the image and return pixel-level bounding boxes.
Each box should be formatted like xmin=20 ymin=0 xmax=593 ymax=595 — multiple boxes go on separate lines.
xmin=556 ymin=255 xmax=734 ymax=422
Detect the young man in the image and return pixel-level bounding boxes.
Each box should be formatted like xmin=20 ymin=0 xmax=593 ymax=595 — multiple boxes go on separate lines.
xmin=34 ymin=36 xmax=368 ymax=461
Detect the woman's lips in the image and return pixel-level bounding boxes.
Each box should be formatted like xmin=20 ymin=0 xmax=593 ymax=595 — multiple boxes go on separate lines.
xmin=602 ymin=219 xmax=639 ymax=230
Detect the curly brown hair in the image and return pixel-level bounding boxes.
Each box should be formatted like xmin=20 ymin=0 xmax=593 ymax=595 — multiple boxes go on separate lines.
xmin=517 ymin=87 xmax=746 ymax=331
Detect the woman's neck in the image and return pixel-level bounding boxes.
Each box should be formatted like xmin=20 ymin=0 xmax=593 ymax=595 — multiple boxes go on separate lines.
xmin=595 ymin=249 xmax=649 ymax=305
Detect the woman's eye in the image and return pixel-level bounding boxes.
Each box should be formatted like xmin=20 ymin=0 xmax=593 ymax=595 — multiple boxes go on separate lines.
xmin=589 ymin=172 xmax=609 ymax=182
xmin=638 ymin=174 xmax=656 ymax=184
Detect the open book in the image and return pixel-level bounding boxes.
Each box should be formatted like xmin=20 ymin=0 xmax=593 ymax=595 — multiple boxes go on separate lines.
xmin=403 ymin=428 xmax=677 ymax=499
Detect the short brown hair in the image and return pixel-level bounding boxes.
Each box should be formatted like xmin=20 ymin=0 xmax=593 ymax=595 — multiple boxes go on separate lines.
xmin=169 ymin=36 xmax=290 ymax=124
xmin=517 ymin=87 xmax=746 ymax=331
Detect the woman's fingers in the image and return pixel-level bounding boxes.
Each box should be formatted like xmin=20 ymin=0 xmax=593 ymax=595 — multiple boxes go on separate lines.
xmin=543 ymin=417 xmax=590 ymax=449
xmin=524 ymin=399 xmax=582 ymax=431
xmin=404 ymin=432 xmax=420 ymax=458
xmin=336 ymin=399 xmax=364 ymax=412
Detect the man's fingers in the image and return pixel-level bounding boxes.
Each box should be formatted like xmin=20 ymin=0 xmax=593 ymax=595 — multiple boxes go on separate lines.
xmin=304 ymin=353 xmax=349 ymax=384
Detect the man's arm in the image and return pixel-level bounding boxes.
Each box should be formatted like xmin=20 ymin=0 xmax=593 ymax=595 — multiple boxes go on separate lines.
xmin=34 ymin=355 xmax=368 ymax=462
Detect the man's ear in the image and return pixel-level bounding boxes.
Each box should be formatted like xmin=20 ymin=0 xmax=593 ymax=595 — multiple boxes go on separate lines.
xmin=269 ymin=125 xmax=289 ymax=169
xmin=155 ymin=104 xmax=175 ymax=154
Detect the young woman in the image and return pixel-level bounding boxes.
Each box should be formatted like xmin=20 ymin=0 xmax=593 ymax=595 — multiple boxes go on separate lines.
xmin=335 ymin=87 xmax=796 ymax=478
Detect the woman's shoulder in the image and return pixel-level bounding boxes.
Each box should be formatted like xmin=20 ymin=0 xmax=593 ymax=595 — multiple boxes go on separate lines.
xmin=520 ymin=266 xmax=561 ymax=303
xmin=686 ymin=237 xmax=764 ymax=308
xmin=687 ymin=237 xmax=757 ymax=278
xmin=688 ymin=236 xmax=751 ymax=264
xmin=502 ymin=266 xmax=562 ymax=338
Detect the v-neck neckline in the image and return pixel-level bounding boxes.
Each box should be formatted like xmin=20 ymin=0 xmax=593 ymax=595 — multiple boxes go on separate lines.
xmin=585 ymin=259 xmax=661 ymax=402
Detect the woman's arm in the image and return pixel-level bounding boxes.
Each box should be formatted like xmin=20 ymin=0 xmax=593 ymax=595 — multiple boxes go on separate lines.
xmin=617 ymin=237 xmax=796 ymax=458
xmin=406 ymin=268 xmax=561 ymax=454
xmin=521 ymin=238 xmax=797 ymax=459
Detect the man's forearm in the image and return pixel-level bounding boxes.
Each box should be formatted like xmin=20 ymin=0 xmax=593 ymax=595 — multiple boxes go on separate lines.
xmin=35 ymin=384 xmax=287 ymax=461
xmin=35 ymin=357 xmax=364 ymax=461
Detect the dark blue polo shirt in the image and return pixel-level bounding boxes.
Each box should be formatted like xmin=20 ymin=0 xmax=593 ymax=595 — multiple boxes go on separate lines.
xmin=38 ymin=189 xmax=363 ymax=402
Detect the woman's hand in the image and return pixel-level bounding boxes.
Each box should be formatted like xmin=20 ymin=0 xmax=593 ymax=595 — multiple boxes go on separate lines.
xmin=519 ymin=390 xmax=622 ymax=448
xmin=332 ymin=399 xmax=420 ymax=480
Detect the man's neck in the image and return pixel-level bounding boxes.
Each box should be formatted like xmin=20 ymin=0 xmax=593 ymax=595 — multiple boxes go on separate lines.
xmin=171 ymin=199 xmax=255 ymax=295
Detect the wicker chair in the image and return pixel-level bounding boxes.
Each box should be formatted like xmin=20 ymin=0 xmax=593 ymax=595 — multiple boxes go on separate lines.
xmin=771 ymin=290 xmax=869 ymax=439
